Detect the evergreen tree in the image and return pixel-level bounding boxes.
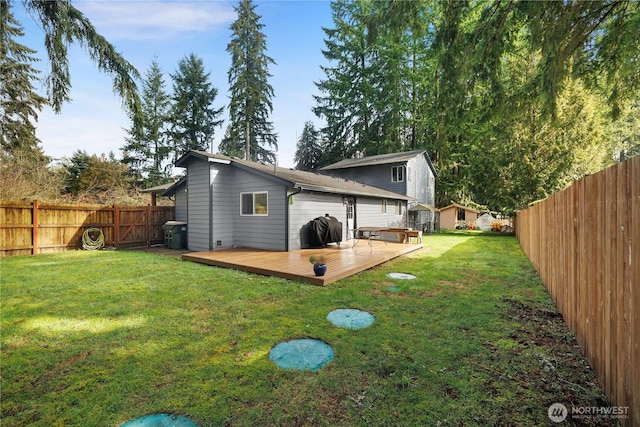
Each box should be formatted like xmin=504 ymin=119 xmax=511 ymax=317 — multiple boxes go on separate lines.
xmin=611 ymin=100 xmax=640 ymax=162
xmin=62 ymin=150 xmax=132 ymax=202
xmin=293 ymin=121 xmax=322 ymax=171
xmin=312 ymin=0 xmax=638 ymax=211
xmin=313 ymin=0 xmax=376 ymax=164
xmin=0 ymin=1 xmax=47 ymax=154
xmin=220 ymin=0 xmax=277 ymax=164
xmin=122 ymin=59 xmax=171 ymax=186
xmin=17 ymin=0 xmax=141 ymax=119
xmin=169 ymin=53 xmax=224 ymax=158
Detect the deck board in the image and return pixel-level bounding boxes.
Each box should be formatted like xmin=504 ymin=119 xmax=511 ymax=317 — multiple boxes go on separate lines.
xmin=182 ymin=239 xmax=423 ymax=285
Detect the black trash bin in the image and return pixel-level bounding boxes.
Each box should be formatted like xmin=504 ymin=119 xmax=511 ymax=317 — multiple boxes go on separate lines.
xmin=162 ymin=221 xmax=187 ymax=249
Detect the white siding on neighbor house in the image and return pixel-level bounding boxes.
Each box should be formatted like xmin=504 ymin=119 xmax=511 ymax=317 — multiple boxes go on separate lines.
xmin=405 ymin=154 xmax=435 ymax=205
xmin=288 ymin=192 xmax=347 ymax=250
xmin=186 ymin=160 xmax=211 ymax=251
xmin=210 ymin=164 xmax=234 ymax=249
xmin=174 ymin=186 xmax=187 ymax=222
xmin=356 ymin=197 xmax=407 ymax=229
xmin=232 ymin=169 xmax=287 ymax=251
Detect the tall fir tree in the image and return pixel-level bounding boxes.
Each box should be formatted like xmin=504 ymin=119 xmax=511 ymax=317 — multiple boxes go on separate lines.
xmin=293 ymin=121 xmax=322 ymax=171
xmin=312 ymin=0 xmax=637 ymax=211
xmin=313 ymin=0 xmax=376 ymax=164
xmin=17 ymin=0 xmax=141 ymax=120
xmin=122 ymin=59 xmax=171 ymax=186
xmin=0 ymin=1 xmax=47 ymax=155
xmin=169 ymin=53 xmax=224 ymax=159
xmin=220 ymin=0 xmax=277 ymax=164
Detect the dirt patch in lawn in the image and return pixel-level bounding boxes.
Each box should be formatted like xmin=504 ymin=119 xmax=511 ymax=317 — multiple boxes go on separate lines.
xmin=482 ymin=297 xmax=617 ymax=426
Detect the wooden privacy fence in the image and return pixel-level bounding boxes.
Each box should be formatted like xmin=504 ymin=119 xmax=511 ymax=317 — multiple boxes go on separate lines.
xmin=515 ymin=155 xmax=639 ymax=427
xmin=0 ymin=201 xmax=175 ymax=256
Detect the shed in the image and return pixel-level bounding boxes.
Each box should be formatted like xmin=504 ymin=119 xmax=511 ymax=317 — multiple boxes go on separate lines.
xmin=475 ymin=213 xmax=495 ymax=232
xmin=439 ymin=203 xmax=479 ymax=229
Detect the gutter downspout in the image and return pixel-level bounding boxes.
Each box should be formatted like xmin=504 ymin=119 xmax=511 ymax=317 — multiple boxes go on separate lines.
xmin=285 ymin=186 xmax=304 ymax=252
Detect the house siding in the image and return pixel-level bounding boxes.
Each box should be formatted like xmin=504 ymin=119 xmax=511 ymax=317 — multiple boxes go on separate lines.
xmin=186 ymin=160 xmax=211 ymax=251
xmin=288 ymin=192 xmax=347 ymax=250
xmin=356 ymin=197 xmax=406 ymax=229
xmin=174 ymin=185 xmax=187 ymax=222
xmin=321 ymin=152 xmax=436 ymax=206
xmin=324 ymin=164 xmax=407 ymax=196
xmin=210 ymin=164 xmax=234 ymax=249
xmin=406 ymin=155 xmax=435 ymax=205
xmin=232 ymin=169 xmax=287 ymax=251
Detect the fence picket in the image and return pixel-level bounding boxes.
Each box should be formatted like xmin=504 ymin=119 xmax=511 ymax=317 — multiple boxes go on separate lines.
xmin=516 ymin=155 xmax=639 ymax=427
xmin=0 ymin=202 xmax=174 ymax=256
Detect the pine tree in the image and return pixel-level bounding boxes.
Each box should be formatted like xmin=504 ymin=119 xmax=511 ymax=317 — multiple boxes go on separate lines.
xmin=122 ymin=60 xmax=171 ymax=186
xmin=220 ymin=0 xmax=277 ymax=164
xmin=0 ymin=1 xmax=47 ymax=154
xmin=293 ymin=121 xmax=322 ymax=171
xmin=169 ymin=54 xmax=224 ymax=159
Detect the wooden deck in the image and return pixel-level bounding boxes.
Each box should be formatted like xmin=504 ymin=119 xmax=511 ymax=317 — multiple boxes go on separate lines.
xmin=182 ymin=239 xmax=423 ymax=286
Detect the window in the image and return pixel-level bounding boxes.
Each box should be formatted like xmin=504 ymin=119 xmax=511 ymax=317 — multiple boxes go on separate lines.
xmin=381 ymin=199 xmax=387 ymax=214
xmin=457 ymin=207 xmax=466 ymax=221
xmin=395 ymin=201 xmax=403 ymax=215
xmin=241 ymin=192 xmax=268 ymax=216
xmin=391 ymin=165 xmax=404 ymax=182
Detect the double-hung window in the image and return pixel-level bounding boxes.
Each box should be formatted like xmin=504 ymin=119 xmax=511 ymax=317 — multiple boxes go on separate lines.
xmin=241 ymin=192 xmax=268 ymax=216
xmin=391 ymin=165 xmax=404 ymax=182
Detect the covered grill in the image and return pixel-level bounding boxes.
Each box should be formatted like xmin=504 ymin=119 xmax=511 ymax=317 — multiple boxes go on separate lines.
xmin=307 ymin=215 xmax=342 ymax=248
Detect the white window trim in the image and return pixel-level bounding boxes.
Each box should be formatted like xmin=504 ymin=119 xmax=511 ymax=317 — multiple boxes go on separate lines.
xmin=240 ymin=191 xmax=268 ymax=216
xmin=381 ymin=199 xmax=388 ymax=214
xmin=391 ymin=165 xmax=404 ymax=182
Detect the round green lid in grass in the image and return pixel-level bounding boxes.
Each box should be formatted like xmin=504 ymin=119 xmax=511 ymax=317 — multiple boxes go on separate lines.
xmin=386 ymin=272 xmax=416 ymax=280
xmin=269 ymin=338 xmax=334 ymax=371
xmin=326 ymin=308 xmax=375 ymax=330
xmin=120 ymin=414 xmax=198 ymax=426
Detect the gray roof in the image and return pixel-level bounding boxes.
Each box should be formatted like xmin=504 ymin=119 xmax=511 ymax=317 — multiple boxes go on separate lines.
xmin=319 ymin=150 xmax=431 ymax=171
xmin=140 ymin=181 xmax=178 ymax=193
xmin=175 ymin=151 xmax=412 ymax=200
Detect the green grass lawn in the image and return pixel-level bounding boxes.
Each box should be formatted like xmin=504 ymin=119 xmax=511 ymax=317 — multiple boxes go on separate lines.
xmin=1 ymin=232 xmax=614 ymax=426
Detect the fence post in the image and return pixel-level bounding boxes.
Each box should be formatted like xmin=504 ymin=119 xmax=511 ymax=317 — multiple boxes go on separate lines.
xmin=32 ymin=199 xmax=38 ymax=255
xmin=114 ymin=204 xmax=120 ymax=248
xmin=146 ymin=205 xmax=151 ymax=247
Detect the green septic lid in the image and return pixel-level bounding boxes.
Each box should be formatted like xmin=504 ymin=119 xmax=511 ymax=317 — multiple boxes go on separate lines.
xmin=386 ymin=272 xmax=416 ymax=280
xmin=269 ymin=338 xmax=334 ymax=371
xmin=326 ymin=309 xmax=375 ymax=330
xmin=120 ymin=414 xmax=198 ymax=427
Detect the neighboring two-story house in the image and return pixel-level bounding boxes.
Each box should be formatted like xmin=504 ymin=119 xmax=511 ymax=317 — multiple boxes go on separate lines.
xmin=319 ymin=150 xmax=438 ymax=232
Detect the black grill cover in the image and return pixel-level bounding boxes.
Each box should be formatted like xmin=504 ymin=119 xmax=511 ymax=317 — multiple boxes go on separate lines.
xmin=308 ymin=215 xmax=342 ymax=248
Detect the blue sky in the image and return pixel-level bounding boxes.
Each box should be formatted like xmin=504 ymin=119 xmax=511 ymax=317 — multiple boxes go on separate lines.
xmin=14 ymin=0 xmax=334 ymax=169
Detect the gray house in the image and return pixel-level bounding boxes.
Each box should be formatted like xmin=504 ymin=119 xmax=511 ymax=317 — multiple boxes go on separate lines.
xmin=164 ymin=151 xmax=413 ymax=252
xmin=319 ymin=150 xmax=438 ymax=231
